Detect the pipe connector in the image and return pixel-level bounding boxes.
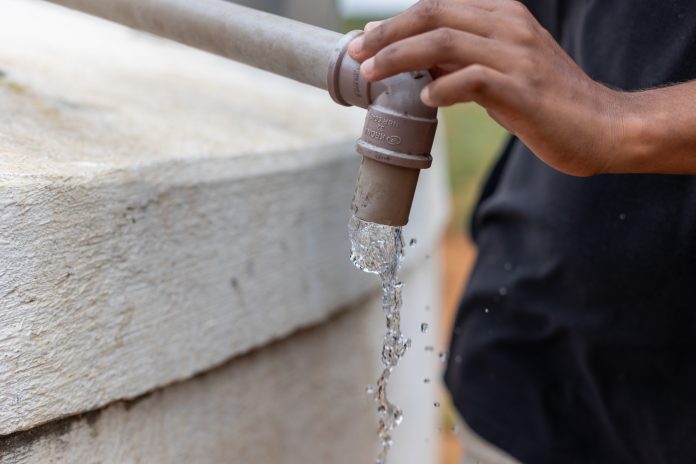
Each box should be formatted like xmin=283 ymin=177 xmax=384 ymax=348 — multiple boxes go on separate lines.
xmin=328 ymin=31 xmax=438 ymax=226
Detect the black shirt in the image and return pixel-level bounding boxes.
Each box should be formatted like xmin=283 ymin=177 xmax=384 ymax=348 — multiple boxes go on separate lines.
xmin=445 ymin=2 xmax=696 ymax=463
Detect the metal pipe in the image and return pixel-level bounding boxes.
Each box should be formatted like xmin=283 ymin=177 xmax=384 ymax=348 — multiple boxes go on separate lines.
xmin=46 ymin=0 xmax=438 ymax=226
xmin=45 ymin=0 xmax=341 ymax=89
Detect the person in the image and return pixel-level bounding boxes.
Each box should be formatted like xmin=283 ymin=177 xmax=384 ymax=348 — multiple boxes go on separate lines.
xmin=349 ymin=1 xmax=696 ymax=463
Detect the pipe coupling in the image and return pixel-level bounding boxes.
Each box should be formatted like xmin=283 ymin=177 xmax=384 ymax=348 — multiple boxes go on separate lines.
xmin=327 ymin=31 xmax=438 ymax=226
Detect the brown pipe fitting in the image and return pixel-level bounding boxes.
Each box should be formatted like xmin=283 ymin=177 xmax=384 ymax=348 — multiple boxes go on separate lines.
xmin=328 ymin=31 xmax=438 ymax=226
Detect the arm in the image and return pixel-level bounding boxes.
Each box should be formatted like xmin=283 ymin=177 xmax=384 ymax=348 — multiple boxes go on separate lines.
xmin=348 ymin=0 xmax=696 ymax=176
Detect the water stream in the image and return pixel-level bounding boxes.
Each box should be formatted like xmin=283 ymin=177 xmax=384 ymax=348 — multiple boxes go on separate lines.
xmin=348 ymin=215 xmax=409 ymax=464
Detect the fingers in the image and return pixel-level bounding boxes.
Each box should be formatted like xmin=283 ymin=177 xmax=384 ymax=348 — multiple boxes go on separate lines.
xmin=421 ymin=64 xmax=520 ymax=109
xmin=364 ymin=21 xmax=382 ymax=32
xmin=349 ymin=0 xmax=496 ymax=62
xmin=361 ymin=28 xmax=506 ymax=81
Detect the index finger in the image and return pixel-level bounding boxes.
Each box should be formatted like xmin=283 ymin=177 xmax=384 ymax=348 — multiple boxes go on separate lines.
xmin=348 ymin=0 xmax=499 ymax=62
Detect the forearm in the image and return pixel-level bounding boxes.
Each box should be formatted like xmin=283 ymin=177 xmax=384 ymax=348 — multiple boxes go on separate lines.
xmin=614 ymin=80 xmax=696 ymax=175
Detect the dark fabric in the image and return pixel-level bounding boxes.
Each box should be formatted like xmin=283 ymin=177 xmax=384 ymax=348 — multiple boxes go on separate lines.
xmin=445 ymin=2 xmax=696 ymax=463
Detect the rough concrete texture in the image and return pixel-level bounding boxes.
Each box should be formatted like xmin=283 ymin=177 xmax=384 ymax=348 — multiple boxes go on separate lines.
xmin=0 ymin=0 xmax=450 ymax=440
xmin=0 ymin=245 xmax=445 ymax=464
xmin=0 ymin=0 xmax=366 ymax=435
xmin=0 ymin=305 xmax=379 ymax=463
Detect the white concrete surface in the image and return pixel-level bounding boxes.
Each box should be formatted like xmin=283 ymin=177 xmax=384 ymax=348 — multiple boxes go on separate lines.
xmin=0 ymin=0 xmax=450 ymax=461
xmin=0 ymin=305 xmax=379 ymax=463
xmin=0 ymin=248 xmax=446 ymax=464
xmin=0 ymin=0 xmax=363 ymax=435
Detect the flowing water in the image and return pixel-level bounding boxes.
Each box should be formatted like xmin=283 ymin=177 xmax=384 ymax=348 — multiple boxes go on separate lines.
xmin=348 ymin=215 xmax=410 ymax=464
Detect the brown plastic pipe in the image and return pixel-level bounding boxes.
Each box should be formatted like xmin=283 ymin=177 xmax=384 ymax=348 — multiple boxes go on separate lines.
xmin=328 ymin=31 xmax=438 ymax=225
xmin=45 ymin=0 xmax=438 ymax=226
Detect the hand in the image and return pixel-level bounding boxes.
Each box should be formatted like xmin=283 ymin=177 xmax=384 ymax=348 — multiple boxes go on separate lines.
xmin=347 ymin=0 xmax=632 ymax=177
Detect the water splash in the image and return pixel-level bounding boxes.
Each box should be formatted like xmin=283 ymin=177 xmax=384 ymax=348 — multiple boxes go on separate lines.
xmin=348 ymin=215 xmax=408 ymax=464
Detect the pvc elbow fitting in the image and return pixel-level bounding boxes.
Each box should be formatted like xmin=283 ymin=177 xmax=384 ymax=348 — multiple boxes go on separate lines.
xmin=328 ymin=31 xmax=437 ymax=226
xmin=327 ymin=31 xmax=438 ymax=227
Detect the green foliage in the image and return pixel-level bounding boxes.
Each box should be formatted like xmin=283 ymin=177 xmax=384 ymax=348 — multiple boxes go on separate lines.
xmin=443 ymin=104 xmax=507 ymax=226
xmin=342 ymin=17 xmax=375 ymax=33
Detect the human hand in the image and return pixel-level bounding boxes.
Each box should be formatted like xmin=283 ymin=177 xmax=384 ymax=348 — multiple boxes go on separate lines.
xmin=348 ymin=0 xmax=632 ymax=176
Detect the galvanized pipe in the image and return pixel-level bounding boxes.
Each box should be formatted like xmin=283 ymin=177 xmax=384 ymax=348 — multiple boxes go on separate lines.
xmin=46 ymin=0 xmax=342 ymax=90
xmin=46 ymin=0 xmax=438 ymax=226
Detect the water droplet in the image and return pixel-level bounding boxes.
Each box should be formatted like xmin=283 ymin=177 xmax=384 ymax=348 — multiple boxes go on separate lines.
xmin=424 ymin=378 xmax=431 ymax=384
xmin=504 ymin=262 xmax=513 ymax=271
xmin=438 ymin=352 xmax=448 ymax=362
xmin=499 ymin=287 xmax=508 ymax=296
xmin=484 ymin=307 xmax=490 ymax=314
xmin=619 ymin=213 xmax=627 ymax=221
xmin=424 ymin=345 xmax=434 ymax=352
xmin=420 ymin=322 xmax=429 ymax=333
xmin=454 ymin=355 xmax=463 ymax=364
xmin=366 ymin=385 xmax=375 ymax=395
xmin=409 ymin=238 xmax=417 ymax=247
xmin=434 ymin=402 xmax=441 ymax=408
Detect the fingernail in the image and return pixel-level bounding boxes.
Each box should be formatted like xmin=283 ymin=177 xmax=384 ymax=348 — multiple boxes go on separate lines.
xmin=365 ymin=21 xmax=382 ymax=32
xmin=421 ymin=86 xmax=435 ymax=107
xmin=348 ymin=36 xmax=364 ymax=55
xmin=361 ymin=58 xmax=375 ymax=78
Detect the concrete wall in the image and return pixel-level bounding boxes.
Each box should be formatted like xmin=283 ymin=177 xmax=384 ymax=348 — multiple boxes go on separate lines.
xmin=0 ymin=246 xmax=444 ymax=464
xmin=1 ymin=305 xmax=379 ymax=463
xmin=0 ymin=0 xmax=449 ymax=461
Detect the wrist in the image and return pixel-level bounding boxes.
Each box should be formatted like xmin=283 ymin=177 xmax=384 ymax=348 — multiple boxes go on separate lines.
xmin=608 ymin=91 xmax=663 ymax=174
